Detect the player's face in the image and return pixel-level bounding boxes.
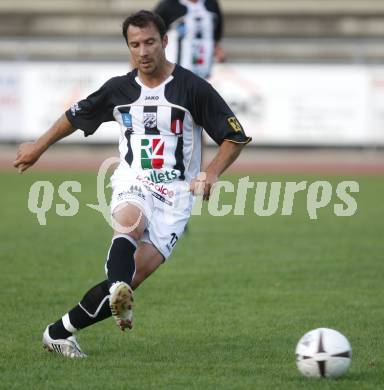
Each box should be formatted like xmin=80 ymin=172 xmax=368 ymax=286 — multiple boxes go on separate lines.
xmin=127 ymin=23 xmax=167 ymax=76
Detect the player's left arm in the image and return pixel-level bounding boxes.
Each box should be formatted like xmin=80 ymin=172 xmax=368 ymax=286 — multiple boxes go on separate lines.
xmin=211 ymin=0 xmax=225 ymax=62
xmin=189 ymin=75 xmax=251 ymax=199
xmin=190 ymin=140 xmax=244 ymax=200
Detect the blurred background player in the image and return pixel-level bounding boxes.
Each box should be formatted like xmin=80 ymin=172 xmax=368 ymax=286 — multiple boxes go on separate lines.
xmin=154 ymin=0 xmax=225 ymax=80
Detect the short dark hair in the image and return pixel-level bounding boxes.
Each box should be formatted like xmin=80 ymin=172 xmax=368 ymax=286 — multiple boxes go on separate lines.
xmin=122 ymin=10 xmax=167 ymax=45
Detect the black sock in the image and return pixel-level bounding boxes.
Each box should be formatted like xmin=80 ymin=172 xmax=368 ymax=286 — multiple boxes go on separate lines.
xmin=49 ymin=320 xmax=72 ymax=340
xmin=49 ymin=280 xmax=111 ymax=339
xmin=69 ymin=280 xmax=111 ymax=329
xmin=106 ymin=236 xmax=136 ymax=287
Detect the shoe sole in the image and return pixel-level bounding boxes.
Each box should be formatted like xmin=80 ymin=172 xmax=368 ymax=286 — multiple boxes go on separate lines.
xmin=43 ymin=344 xmax=53 ymax=353
xmin=109 ymin=283 xmax=133 ymax=331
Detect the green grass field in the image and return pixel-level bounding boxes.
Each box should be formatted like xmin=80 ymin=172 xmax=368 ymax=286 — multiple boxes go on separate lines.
xmin=0 ymin=170 xmax=383 ymax=389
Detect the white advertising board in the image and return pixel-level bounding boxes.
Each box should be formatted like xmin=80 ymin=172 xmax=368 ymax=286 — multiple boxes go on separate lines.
xmin=369 ymin=68 xmax=384 ymax=143
xmin=0 ymin=61 xmax=383 ymax=145
xmin=0 ymin=66 xmax=22 ymax=139
xmin=0 ymin=62 xmax=125 ymax=142
xmin=210 ymin=64 xmax=370 ymax=145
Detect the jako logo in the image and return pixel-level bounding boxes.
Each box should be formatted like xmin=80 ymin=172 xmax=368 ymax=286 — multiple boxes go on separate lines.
xmin=140 ymin=138 xmax=164 ymax=169
xmin=145 ymin=96 xmax=159 ymax=100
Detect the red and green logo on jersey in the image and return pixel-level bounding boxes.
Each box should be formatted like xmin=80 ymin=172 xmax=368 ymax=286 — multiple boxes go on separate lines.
xmin=140 ymin=138 xmax=164 ymax=169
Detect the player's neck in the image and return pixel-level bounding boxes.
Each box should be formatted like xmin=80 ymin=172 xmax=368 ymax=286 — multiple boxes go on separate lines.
xmin=138 ymin=61 xmax=175 ymax=89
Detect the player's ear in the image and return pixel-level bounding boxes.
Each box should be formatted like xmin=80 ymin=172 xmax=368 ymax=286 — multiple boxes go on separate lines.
xmin=162 ymin=33 xmax=168 ymax=49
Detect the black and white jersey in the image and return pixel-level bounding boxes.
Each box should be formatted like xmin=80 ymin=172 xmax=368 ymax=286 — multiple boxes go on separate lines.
xmin=66 ymin=65 xmax=250 ymax=183
xmin=154 ymin=0 xmax=223 ymax=79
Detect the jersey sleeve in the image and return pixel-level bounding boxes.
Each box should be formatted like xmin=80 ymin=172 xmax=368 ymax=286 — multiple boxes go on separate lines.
xmin=192 ymin=78 xmax=251 ymax=145
xmin=65 ymin=79 xmax=116 ymax=137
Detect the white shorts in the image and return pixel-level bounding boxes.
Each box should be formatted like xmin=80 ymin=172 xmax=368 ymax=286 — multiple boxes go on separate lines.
xmin=110 ymin=170 xmax=193 ymax=260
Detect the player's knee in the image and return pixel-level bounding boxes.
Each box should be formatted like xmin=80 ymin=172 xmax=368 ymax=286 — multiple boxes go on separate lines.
xmin=112 ymin=202 xmax=146 ymax=239
xmin=113 ymin=229 xmax=141 ymax=242
xmin=112 ymin=219 xmax=145 ymax=239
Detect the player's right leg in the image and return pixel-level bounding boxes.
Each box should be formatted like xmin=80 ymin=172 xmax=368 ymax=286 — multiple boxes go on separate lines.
xmin=43 ymin=280 xmax=111 ymax=358
xmin=43 ymin=201 xmax=147 ymax=356
xmin=43 ymin=242 xmax=164 ymax=357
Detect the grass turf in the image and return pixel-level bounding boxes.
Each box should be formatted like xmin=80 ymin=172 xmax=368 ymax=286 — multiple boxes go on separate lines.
xmin=0 ymin=170 xmax=383 ymax=389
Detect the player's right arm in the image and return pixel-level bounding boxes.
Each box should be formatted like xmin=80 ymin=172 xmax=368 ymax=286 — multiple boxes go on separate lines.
xmin=13 ymin=114 xmax=77 ymax=173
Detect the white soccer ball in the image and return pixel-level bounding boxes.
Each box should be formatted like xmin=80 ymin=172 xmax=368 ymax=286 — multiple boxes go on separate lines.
xmin=295 ymin=328 xmax=352 ymax=378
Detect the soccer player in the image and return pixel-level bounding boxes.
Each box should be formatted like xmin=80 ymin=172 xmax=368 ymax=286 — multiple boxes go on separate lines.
xmin=154 ymin=0 xmax=225 ymax=79
xmin=14 ymin=10 xmax=250 ymax=358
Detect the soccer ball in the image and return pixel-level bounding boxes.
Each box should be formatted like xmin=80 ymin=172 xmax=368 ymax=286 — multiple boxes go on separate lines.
xmin=295 ymin=328 xmax=352 ymax=378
